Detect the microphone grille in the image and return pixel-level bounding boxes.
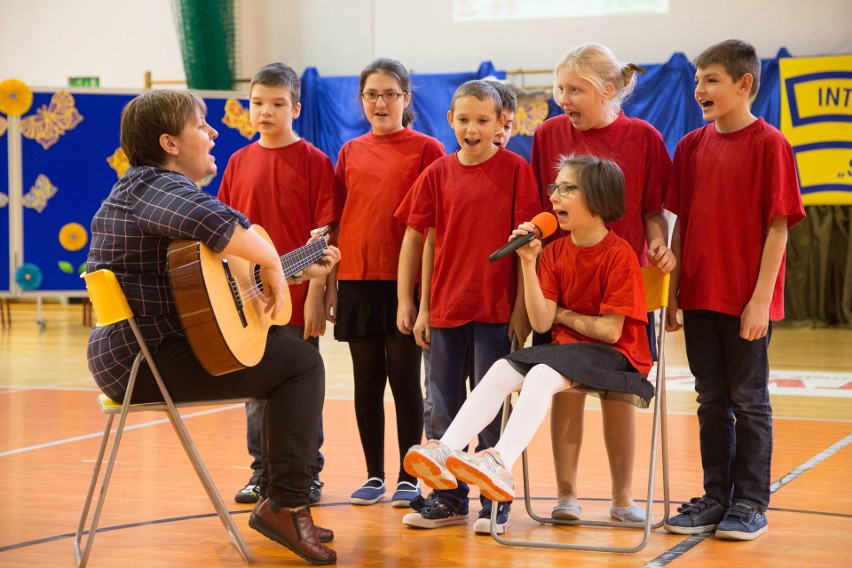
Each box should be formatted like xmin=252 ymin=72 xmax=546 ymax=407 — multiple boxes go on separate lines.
xmin=531 ymin=212 xmax=558 ymax=238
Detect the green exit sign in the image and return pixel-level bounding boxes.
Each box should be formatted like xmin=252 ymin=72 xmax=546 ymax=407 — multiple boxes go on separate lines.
xmin=68 ymin=76 xmax=100 ymax=87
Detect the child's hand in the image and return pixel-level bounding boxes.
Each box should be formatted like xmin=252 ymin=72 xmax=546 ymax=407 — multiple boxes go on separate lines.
xmin=665 ymin=300 xmax=682 ymax=332
xmin=648 ymin=245 xmax=676 ymax=273
xmin=397 ymin=298 xmax=417 ymax=335
xmin=413 ymin=310 xmax=431 ymax=349
xmin=324 ymin=284 xmax=338 ymax=324
xmin=303 ymin=289 xmax=327 ymax=338
xmin=740 ymin=298 xmax=770 ymax=341
xmin=512 ymin=222 xmax=542 ymax=263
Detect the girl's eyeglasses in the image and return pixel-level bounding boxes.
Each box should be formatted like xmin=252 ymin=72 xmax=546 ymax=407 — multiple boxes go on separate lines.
xmin=360 ymin=91 xmax=405 ymax=102
xmin=546 ymin=183 xmax=581 ymax=197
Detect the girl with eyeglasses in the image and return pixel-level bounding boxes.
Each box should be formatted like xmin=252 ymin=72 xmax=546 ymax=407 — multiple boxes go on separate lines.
xmin=403 ymin=155 xmax=653 ymax=509
xmin=529 ymin=43 xmax=675 ymax=524
xmin=327 ymin=58 xmax=445 ymax=509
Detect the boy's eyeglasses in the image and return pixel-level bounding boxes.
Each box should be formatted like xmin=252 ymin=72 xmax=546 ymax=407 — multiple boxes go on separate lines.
xmin=546 ymin=183 xmax=581 ymax=197
xmin=360 ymin=91 xmax=405 ymax=102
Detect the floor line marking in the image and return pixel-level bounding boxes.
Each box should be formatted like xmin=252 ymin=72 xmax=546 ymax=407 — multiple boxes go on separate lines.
xmin=0 ymin=404 xmax=244 ymax=458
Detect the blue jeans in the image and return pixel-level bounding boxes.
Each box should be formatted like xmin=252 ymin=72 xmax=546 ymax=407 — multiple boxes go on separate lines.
xmin=247 ymin=325 xmax=324 ymax=482
xmin=429 ymin=322 xmax=511 ymax=501
xmin=683 ymin=310 xmax=773 ymax=510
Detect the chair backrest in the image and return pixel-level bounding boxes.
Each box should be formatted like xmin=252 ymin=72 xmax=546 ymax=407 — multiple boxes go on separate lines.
xmin=640 ymin=265 xmax=670 ymax=312
xmin=82 ymin=270 xmax=134 ymax=326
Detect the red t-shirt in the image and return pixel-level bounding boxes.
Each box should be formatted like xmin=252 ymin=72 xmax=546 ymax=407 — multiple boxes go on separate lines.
xmin=539 ymin=231 xmax=651 ymax=375
xmin=217 ymin=139 xmax=340 ymax=326
xmin=530 ymin=112 xmax=671 ymax=263
xmin=406 ymin=149 xmax=541 ymax=327
xmin=665 ymin=118 xmax=805 ymax=320
xmin=335 ymin=128 xmax=445 ymax=280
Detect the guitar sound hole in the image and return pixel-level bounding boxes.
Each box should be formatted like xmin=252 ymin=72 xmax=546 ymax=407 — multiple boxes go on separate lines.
xmin=253 ymin=265 xmax=264 ymax=293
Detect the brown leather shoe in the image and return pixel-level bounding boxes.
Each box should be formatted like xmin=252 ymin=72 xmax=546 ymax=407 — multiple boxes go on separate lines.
xmin=249 ymin=500 xmax=337 ymax=565
xmin=253 ymin=497 xmax=334 ymax=542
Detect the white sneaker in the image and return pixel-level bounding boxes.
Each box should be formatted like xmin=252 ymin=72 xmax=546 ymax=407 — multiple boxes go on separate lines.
xmin=446 ymin=449 xmax=514 ymax=503
xmin=403 ymin=440 xmax=458 ymax=490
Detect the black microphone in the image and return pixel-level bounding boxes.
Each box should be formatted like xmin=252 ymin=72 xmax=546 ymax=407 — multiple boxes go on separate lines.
xmin=488 ymin=212 xmax=558 ymax=263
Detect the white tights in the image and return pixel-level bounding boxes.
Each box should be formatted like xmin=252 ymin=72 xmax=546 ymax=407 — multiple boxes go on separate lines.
xmin=440 ymin=359 xmax=575 ymax=469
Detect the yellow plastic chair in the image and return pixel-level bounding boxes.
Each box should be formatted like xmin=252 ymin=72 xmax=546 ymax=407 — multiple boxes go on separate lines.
xmin=488 ymin=265 xmax=671 ymax=552
xmin=74 ymin=269 xmax=254 ymax=567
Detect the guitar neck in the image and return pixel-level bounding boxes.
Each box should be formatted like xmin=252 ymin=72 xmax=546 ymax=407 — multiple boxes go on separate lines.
xmin=279 ymin=238 xmax=327 ymax=278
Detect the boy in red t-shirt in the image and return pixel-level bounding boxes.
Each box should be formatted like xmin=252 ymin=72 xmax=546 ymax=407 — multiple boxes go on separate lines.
xmin=218 ymin=63 xmax=340 ymax=506
xmin=663 ymin=40 xmax=805 ymax=541
xmin=399 ymin=80 xmax=540 ymax=533
xmin=395 ymin=78 xmax=517 ymax=445
xmin=403 ymin=156 xmax=653 ymax=517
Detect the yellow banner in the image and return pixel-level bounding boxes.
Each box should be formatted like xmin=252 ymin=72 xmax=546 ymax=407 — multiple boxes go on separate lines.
xmin=780 ymin=55 xmax=852 ymax=205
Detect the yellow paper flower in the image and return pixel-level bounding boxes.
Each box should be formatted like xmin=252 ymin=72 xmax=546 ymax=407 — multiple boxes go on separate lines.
xmin=59 ymin=222 xmax=88 ymax=251
xmin=0 ymin=79 xmax=34 ymax=117
xmin=107 ymin=147 xmax=130 ymax=178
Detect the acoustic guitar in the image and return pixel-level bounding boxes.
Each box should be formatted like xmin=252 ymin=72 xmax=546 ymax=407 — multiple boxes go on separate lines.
xmin=168 ymin=225 xmax=328 ymax=376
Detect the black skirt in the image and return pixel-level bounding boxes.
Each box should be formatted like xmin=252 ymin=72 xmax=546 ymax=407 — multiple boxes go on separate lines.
xmin=334 ymin=280 xmax=416 ymax=344
xmin=505 ymin=342 xmax=654 ymax=408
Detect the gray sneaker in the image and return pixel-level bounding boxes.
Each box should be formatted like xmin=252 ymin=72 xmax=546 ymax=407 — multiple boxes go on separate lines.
xmin=664 ymin=496 xmax=725 ymax=534
xmin=403 ymin=441 xmax=458 ymax=491
xmin=715 ymin=499 xmax=768 ymax=541
xmin=446 ymin=449 xmax=514 ymax=503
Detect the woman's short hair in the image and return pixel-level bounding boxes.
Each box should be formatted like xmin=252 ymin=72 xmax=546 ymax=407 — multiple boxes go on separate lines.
xmin=120 ymin=89 xmax=206 ymax=168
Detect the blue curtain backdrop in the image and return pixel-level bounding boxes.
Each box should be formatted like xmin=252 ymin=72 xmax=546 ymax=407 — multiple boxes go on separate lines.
xmin=291 ymin=50 xmax=791 ymax=165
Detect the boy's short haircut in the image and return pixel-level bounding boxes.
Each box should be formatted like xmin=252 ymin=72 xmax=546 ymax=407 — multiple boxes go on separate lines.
xmin=250 ymin=62 xmax=301 ymax=105
xmin=557 ymin=154 xmax=625 ymax=223
xmin=450 ymin=80 xmax=503 ymax=117
xmin=693 ymin=39 xmax=761 ymax=97
xmin=120 ymin=89 xmax=206 ymax=168
xmin=484 ymin=79 xmax=517 ymax=114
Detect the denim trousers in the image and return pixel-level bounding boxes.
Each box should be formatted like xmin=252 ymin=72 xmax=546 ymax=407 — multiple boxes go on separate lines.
xmin=683 ymin=310 xmax=773 ymax=510
xmin=246 ymin=325 xmax=324 ymax=482
xmin=429 ymin=322 xmax=511 ymax=502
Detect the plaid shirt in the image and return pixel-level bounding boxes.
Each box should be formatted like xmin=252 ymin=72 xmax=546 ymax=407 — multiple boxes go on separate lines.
xmin=86 ymin=166 xmax=250 ymax=399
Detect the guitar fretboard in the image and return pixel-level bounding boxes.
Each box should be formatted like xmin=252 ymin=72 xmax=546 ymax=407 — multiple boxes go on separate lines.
xmin=280 ymin=238 xmax=328 ymax=278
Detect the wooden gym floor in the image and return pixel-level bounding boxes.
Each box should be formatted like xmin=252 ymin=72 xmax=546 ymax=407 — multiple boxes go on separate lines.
xmin=0 ymin=302 xmax=850 ymax=567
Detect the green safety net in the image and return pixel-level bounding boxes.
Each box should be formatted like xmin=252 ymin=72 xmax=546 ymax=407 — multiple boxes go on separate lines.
xmin=171 ymin=0 xmax=235 ymax=90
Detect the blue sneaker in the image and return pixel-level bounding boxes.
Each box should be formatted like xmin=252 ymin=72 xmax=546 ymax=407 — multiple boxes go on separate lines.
xmin=350 ymin=477 xmax=386 ymax=505
xmin=664 ymin=496 xmax=725 ymax=534
xmin=391 ymin=481 xmax=421 ymax=508
xmin=715 ymin=499 xmax=768 ymax=541
xmin=402 ymin=494 xmax=469 ymax=528
xmin=473 ymin=501 xmax=512 ymax=534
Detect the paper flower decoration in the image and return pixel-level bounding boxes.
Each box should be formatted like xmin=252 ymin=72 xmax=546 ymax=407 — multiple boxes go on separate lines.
xmin=59 ymin=222 xmax=88 ymax=251
xmin=15 ymin=263 xmax=43 ymax=290
xmin=0 ymin=79 xmax=33 ymax=116
xmin=222 ymin=98 xmax=256 ymax=139
xmin=107 ymin=147 xmax=130 ymax=178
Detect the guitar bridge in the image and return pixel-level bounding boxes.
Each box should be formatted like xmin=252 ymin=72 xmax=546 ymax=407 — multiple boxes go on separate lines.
xmin=222 ymin=259 xmax=248 ymax=328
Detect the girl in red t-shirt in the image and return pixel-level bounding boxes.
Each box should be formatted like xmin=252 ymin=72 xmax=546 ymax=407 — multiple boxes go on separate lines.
xmin=327 ymin=58 xmax=444 ymax=508
xmin=532 ymin=43 xmax=675 ymax=523
xmin=403 ymin=156 xmax=653 ymax=508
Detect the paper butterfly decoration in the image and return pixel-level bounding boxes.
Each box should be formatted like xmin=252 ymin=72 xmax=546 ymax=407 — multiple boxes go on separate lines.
xmin=21 ymin=174 xmax=58 ymax=213
xmin=0 ymin=193 xmax=8 ymax=207
xmin=222 ymin=98 xmax=256 ymax=139
xmin=513 ymin=102 xmax=550 ymax=137
xmin=0 ymin=115 xmax=6 ymax=137
xmin=20 ymin=90 xmax=84 ymax=150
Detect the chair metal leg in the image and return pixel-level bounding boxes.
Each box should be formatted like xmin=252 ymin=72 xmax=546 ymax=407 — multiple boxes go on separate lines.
xmin=131 ymin=320 xmax=252 ymax=565
xmin=75 ymin=355 xmax=144 ymax=568
xmin=489 ymin=308 xmax=670 ymax=552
